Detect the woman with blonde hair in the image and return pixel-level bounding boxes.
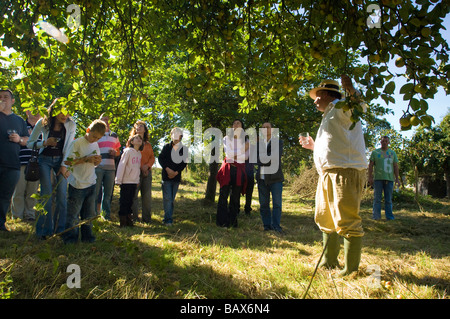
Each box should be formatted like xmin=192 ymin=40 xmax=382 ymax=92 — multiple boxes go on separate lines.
xmin=158 ymin=127 xmax=188 ymax=226
xmin=129 ymin=121 xmax=155 ymax=223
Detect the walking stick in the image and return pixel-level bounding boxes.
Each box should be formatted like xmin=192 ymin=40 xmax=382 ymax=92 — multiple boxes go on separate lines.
xmin=302 ymin=236 xmax=329 ymax=299
xmin=47 ymin=215 xmax=101 ymax=240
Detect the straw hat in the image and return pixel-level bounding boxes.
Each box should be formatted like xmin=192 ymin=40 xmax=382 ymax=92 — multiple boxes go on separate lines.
xmin=309 ymin=80 xmax=342 ymax=100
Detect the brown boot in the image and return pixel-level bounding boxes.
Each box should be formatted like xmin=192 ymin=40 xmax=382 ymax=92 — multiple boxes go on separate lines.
xmin=126 ymin=214 xmax=134 ymax=227
xmin=119 ymin=215 xmax=127 ymax=227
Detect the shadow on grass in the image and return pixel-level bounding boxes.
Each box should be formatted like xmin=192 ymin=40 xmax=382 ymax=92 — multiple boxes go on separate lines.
xmin=5 ymin=177 xmax=448 ymax=299
xmin=16 ymin=219 xmax=300 ymax=299
xmin=124 ymin=181 xmax=450 ymax=258
xmin=359 ymin=192 xmax=450 ymax=259
xmin=383 ymin=267 xmax=450 ymax=295
xmin=114 ymin=180 xmax=320 ymax=251
xmin=5 ymin=237 xmax=261 ymax=298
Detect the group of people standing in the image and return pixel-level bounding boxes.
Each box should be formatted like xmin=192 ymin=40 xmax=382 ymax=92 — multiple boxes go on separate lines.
xmin=216 ymin=119 xmax=284 ymax=233
xmin=215 ymin=75 xmax=399 ymax=277
xmin=0 ymin=92 xmax=183 ymax=242
xmin=0 ymin=74 xmax=400 ymax=275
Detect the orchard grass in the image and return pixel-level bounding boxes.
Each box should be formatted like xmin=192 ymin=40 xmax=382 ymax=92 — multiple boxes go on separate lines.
xmin=0 ymin=168 xmax=448 ymax=299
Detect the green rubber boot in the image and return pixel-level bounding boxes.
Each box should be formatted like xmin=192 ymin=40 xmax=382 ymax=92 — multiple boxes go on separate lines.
xmin=340 ymin=236 xmax=362 ymax=276
xmin=319 ymin=232 xmax=341 ymax=269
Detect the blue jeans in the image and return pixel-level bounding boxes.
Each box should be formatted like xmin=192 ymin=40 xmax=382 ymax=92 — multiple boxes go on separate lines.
xmin=258 ymin=181 xmax=283 ymax=231
xmin=162 ymin=180 xmax=180 ymax=224
xmin=0 ymin=166 xmax=21 ymax=230
xmin=63 ymin=184 xmax=97 ymax=243
xmin=95 ymin=168 xmax=116 ymax=219
xmin=372 ymin=180 xmax=395 ymax=220
xmin=36 ymin=155 xmax=68 ymax=237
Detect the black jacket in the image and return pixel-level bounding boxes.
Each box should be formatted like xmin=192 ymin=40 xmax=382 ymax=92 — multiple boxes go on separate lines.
xmin=158 ymin=142 xmax=188 ymax=182
xmin=256 ymin=138 xmax=284 ymax=185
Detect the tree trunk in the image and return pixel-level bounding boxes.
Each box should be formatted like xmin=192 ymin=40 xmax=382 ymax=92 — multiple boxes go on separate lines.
xmin=445 ymin=171 xmax=450 ymax=199
xmin=204 ymin=161 xmax=219 ymax=204
xmin=415 ymin=165 xmax=419 ymax=201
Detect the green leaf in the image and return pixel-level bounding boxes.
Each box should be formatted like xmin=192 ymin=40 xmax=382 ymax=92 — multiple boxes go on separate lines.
xmin=383 ymin=81 xmax=396 ymax=94
xmin=335 ymin=100 xmax=346 ymax=109
xmin=240 ymin=97 xmax=248 ymax=109
xmin=52 ymin=258 xmax=59 ymax=275
xmin=419 ymin=99 xmax=428 ymax=111
xmin=410 ymin=98 xmax=420 ymax=111
xmin=410 ymin=18 xmax=421 ymax=27
xmin=37 ymin=250 xmax=51 ymax=261
xmin=399 ymin=83 xmax=414 ymax=94
xmin=30 ymin=193 xmax=40 ymax=199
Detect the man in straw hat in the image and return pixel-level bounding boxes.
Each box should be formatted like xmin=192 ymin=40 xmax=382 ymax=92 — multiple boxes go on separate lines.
xmin=300 ymin=75 xmax=367 ymax=276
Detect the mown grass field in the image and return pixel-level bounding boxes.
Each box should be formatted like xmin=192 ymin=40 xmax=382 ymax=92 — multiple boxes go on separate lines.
xmin=1 ymin=168 xmax=449 ymax=300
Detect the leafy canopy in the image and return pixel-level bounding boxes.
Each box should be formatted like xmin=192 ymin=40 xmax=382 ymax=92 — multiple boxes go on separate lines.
xmin=0 ymin=0 xmax=449 ymax=133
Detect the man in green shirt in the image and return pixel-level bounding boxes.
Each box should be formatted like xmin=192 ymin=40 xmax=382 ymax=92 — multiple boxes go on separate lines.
xmin=368 ymin=136 xmax=400 ymax=220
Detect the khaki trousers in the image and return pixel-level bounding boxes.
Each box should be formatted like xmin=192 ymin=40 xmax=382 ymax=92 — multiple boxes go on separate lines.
xmin=315 ymin=168 xmax=366 ymax=238
xmin=11 ymin=165 xmax=39 ymax=220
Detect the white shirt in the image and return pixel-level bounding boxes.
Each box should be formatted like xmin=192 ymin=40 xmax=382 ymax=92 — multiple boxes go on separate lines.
xmin=223 ymin=135 xmax=246 ymax=163
xmin=27 ymin=117 xmax=77 ymax=167
xmin=66 ymin=136 xmax=100 ymax=189
xmin=313 ymin=99 xmax=367 ymax=174
xmin=260 ymin=138 xmax=271 ymax=180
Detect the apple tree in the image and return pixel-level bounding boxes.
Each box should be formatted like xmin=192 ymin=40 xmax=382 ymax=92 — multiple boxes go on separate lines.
xmin=408 ymin=113 xmax=450 ymax=198
xmin=1 ymin=0 xmax=449 ymax=126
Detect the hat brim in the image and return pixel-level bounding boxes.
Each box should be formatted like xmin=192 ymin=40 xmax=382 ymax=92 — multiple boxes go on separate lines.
xmin=309 ymin=87 xmax=342 ymax=100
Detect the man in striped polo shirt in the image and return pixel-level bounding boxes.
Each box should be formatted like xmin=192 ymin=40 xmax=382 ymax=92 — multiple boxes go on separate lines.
xmin=95 ymin=114 xmax=121 ymax=220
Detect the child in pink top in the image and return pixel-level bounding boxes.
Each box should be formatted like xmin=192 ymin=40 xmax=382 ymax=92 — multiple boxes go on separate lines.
xmin=115 ymin=134 xmax=142 ymax=227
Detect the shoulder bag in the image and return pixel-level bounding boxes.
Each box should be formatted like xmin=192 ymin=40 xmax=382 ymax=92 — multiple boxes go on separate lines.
xmin=25 ymin=141 xmax=40 ymax=182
